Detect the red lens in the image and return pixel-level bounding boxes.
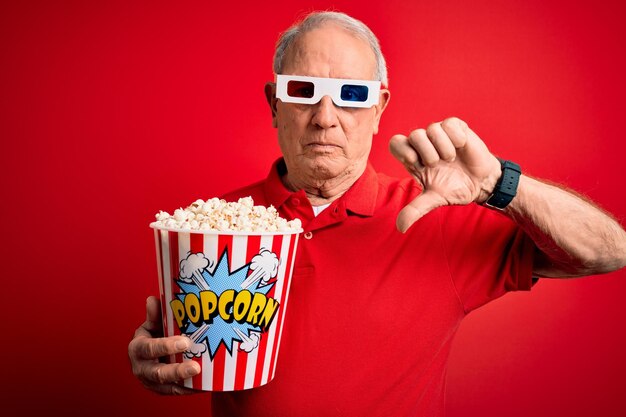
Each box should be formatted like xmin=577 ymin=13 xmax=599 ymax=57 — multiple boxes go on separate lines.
xmin=287 ymin=80 xmax=315 ymax=98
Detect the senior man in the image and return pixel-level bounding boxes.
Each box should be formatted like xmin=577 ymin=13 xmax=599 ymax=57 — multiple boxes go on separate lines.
xmin=129 ymin=11 xmax=626 ymax=417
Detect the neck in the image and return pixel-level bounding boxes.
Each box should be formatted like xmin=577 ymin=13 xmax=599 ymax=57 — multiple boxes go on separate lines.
xmin=281 ymin=160 xmax=367 ymax=206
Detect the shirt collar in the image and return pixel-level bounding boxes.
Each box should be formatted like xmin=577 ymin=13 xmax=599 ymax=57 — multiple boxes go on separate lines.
xmin=263 ymin=159 xmax=300 ymax=210
xmin=263 ymin=158 xmax=379 ymax=217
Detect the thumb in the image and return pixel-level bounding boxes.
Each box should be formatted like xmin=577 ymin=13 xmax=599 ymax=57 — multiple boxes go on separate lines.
xmin=396 ymin=190 xmax=446 ymax=233
xmin=145 ymin=296 xmax=163 ymax=332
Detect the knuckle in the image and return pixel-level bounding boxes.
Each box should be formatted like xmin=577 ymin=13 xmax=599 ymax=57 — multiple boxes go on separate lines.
xmin=442 ymin=116 xmax=466 ymax=131
xmin=130 ymin=361 xmax=142 ymax=378
xmin=426 ymin=122 xmax=441 ymax=133
xmin=128 ymin=339 xmax=138 ymax=358
xmin=408 ymin=129 xmax=425 ymax=145
xmin=404 ymin=152 xmax=418 ymax=166
xmin=388 ymin=134 xmax=406 ymax=150
xmin=391 ymin=145 xmax=417 ymax=166
xmin=132 ymin=360 xmax=152 ymax=383
xmin=143 ymin=340 xmax=163 ymax=359
xmin=389 ymin=134 xmax=406 ymax=144
xmin=420 ymin=149 xmax=439 ymax=165
xmin=175 ymin=363 xmax=190 ymax=380
xmin=441 ymin=117 xmax=456 ymax=130
xmin=129 ymin=336 xmax=150 ymax=360
xmin=442 ymin=150 xmax=456 ymax=162
xmin=425 ymin=123 xmax=440 ymax=138
xmin=154 ymin=365 xmax=168 ymax=384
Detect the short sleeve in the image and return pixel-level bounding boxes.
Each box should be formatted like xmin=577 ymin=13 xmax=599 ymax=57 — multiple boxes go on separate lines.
xmin=438 ymin=204 xmax=536 ymax=313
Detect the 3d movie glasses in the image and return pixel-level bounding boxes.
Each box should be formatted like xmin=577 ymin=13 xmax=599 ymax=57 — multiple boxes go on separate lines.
xmin=276 ymin=75 xmax=381 ymax=108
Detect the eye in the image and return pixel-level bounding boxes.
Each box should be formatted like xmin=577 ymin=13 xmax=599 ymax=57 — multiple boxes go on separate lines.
xmin=340 ymin=85 xmax=369 ymax=102
xmin=287 ymin=81 xmax=315 ymax=98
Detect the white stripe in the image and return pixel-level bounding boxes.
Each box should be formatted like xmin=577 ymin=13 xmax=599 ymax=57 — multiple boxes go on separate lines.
xmin=204 ymin=234 xmax=219 ymax=274
xmin=260 ymin=234 xmax=274 ymax=253
xmin=202 ymin=234 xmax=218 ymax=391
xmin=260 ymin=235 xmax=291 ymax=384
xmin=231 ymin=235 xmax=248 ymax=269
xmin=271 ymin=234 xmax=298 ymax=380
xmin=159 ymin=230 xmax=175 ymax=364
xmin=221 ymin=235 xmax=248 ymax=391
xmin=156 ymin=230 xmax=176 ymax=370
xmin=177 ymin=232 xmax=191 ymax=271
xmin=244 ymin=235 xmax=272 ymax=388
xmin=176 ymin=233 xmax=194 ymax=387
xmin=154 ymin=229 xmax=164 ymax=299
xmin=243 ymin=340 xmax=260 ymax=389
xmin=183 ymin=368 xmax=194 ymax=389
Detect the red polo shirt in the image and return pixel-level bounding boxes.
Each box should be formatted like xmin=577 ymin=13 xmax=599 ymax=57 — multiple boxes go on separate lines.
xmin=212 ymin=159 xmax=535 ymax=417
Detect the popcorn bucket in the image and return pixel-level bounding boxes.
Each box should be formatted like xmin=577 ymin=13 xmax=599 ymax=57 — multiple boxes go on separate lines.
xmin=150 ymin=227 xmax=301 ymax=391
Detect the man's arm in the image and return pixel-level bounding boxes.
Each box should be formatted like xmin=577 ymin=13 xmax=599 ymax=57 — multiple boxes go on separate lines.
xmin=504 ymin=175 xmax=626 ymax=277
xmin=389 ymin=117 xmax=626 ymax=277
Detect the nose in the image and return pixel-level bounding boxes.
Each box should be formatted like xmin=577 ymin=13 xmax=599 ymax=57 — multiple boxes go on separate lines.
xmin=311 ymin=95 xmax=339 ymax=129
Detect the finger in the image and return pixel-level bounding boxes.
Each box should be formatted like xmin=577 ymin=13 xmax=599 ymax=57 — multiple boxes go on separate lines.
xmin=389 ymin=134 xmax=421 ymax=171
xmin=130 ymin=334 xmax=191 ymax=361
xmin=137 ymin=359 xmax=201 ymax=386
xmin=426 ymin=122 xmax=456 ymax=162
xmin=407 ymin=129 xmax=439 ymax=167
xmin=440 ymin=117 xmax=469 ymax=149
xmin=441 ymin=118 xmax=498 ymax=176
xmin=396 ymin=190 xmax=446 ymax=233
xmin=144 ymin=296 xmax=163 ymax=334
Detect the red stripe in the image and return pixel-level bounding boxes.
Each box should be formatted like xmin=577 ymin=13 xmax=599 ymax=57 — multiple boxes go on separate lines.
xmin=212 ymin=331 xmax=226 ymax=391
xmin=267 ymin=235 xmax=284 ymax=299
xmin=218 ymin=234 xmax=233 ymax=267
xmin=267 ymin=234 xmax=296 ymax=379
xmin=233 ymin=345 xmax=248 ymax=390
xmin=190 ymin=232 xmax=203 ymax=254
xmin=189 ymin=233 xmax=204 ymax=389
xmin=253 ymin=235 xmax=284 ymax=386
xmin=157 ymin=231 xmax=168 ymax=336
xmin=168 ymin=232 xmax=183 ymax=365
xmin=233 ymin=235 xmax=263 ymax=390
xmin=246 ymin=235 xmax=262 ymax=264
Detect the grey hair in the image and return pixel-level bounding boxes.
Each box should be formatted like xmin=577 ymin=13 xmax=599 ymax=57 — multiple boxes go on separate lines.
xmin=273 ymin=11 xmax=388 ymax=86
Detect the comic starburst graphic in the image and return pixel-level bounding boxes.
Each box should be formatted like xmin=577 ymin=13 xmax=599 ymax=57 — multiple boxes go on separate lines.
xmin=174 ymin=249 xmax=275 ymax=359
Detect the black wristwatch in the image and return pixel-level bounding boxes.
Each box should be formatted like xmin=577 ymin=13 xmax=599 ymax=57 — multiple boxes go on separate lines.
xmin=484 ymin=159 xmax=521 ymax=210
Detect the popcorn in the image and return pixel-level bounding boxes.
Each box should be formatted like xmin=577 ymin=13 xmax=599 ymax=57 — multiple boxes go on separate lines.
xmin=151 ymin=197 xmax=302 ymax=232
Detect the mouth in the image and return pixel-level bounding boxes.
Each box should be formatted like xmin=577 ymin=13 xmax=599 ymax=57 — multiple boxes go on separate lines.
xmin=304 ymin=143 xmax=341 ymax=155
xmin=305 ymin=141 xmax=340 ymax=149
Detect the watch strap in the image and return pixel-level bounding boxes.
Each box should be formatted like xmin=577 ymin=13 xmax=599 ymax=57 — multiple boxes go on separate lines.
xmin=484 ymin=159 xmax=521 ymax=209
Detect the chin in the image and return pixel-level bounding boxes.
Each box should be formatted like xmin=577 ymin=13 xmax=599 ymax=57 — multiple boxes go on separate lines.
xmin=305 ymin=156 xmax=347 ymax=180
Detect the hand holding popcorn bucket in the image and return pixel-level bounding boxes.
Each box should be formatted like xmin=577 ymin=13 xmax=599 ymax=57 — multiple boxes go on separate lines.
xmin=150 ymin=197 xmax=302 ymax=391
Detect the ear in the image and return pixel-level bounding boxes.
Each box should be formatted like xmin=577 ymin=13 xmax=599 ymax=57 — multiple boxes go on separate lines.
xmin=264 ymin=82 xmax=279 ymax=128
xmin=372 ymin=89 xmax=390 ymax=135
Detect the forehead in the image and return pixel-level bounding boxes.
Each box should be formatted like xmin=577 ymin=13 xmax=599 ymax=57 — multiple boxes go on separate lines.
xmin=281 ymin=23 xmax=377 ymax=81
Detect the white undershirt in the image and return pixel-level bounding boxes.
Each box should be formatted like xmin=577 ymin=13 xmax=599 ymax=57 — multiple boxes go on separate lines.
xmin=312 ymin=203 xmax=331 ymax=217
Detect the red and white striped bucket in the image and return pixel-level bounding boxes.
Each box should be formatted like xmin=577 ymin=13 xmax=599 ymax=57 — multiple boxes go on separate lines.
xmin=151 ymin=227 xmax=301 ymax=391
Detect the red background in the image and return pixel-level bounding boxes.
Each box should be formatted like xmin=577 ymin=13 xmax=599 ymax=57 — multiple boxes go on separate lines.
xmin=2 ymin=0 xmax=625 ymax=416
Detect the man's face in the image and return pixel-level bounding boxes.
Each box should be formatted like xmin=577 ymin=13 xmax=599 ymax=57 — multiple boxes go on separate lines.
xmin=268 ymin=23 xmax=389 ymax=183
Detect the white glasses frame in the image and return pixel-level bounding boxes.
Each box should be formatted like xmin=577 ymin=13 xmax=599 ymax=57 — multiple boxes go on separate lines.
xmin=275 ymin=75 xmax=381 ymax=108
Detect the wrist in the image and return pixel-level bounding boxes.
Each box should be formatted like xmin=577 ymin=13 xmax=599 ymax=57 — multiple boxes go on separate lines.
xmin=483 ymin=158 xmax=522 ymax=210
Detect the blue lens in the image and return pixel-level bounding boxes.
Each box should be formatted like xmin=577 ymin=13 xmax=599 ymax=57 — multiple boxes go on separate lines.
xmin=340 ymin=85 xmax=369 ymax=102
